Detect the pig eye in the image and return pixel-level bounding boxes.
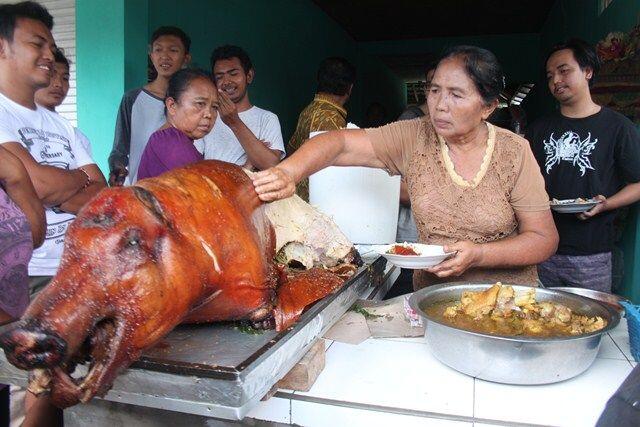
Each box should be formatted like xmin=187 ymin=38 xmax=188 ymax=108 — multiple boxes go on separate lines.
xmin=122 ymin=229 xmax=143 ymax=251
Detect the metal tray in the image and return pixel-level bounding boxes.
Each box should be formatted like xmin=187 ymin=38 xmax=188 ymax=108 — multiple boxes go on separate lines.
xmin=0 ymin=255 xmax=388 ymax=420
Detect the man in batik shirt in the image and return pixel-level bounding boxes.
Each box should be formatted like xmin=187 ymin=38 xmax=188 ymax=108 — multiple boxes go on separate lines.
xmin=288 ymin=57 xmax=356 ymax=201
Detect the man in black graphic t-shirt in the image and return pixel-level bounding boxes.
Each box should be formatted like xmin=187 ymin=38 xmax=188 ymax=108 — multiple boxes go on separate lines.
xmin=526 ymin=39 xmax=640 ymax=292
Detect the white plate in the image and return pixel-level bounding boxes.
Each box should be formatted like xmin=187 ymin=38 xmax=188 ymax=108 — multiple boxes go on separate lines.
xmin=375 ymin=243 xmax=455 ymax=269
xmin=550 ymin=199 xmax=600 ymax=213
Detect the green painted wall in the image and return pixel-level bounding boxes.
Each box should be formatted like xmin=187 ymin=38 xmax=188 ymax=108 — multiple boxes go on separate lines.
xmin=124 ymin=0 xmax=149 ymax=91
xmin=76 ymin=0 xmax=125 ymax=174
xmin=76 ymin=0 xmax=148 ymax=174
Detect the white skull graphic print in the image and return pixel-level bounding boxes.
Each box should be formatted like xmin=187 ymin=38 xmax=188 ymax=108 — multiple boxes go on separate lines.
xmin=543 ymin=131 xmax=597 ymax=176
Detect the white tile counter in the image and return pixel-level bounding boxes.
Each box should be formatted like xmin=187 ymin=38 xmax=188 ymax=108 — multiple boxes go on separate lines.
xmin=247 ymin=319 xmax=635 ymax=426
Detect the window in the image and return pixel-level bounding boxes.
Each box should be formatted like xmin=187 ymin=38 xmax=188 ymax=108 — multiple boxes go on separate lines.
xmin=405 ymin=81 xmax=426 ymax=106
xmin=599 ymin=0 xmax=615 ymax=15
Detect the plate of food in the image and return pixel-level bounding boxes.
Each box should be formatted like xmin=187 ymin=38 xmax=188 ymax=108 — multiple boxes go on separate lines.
xmin=550 ymin=198 xmax=601 ymax=213
xmin=376 ymin=243 xmax=455 ymax=269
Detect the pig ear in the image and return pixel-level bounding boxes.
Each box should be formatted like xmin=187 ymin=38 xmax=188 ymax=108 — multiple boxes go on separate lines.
xmin=132 ymin=186 xmax=173 ymax=230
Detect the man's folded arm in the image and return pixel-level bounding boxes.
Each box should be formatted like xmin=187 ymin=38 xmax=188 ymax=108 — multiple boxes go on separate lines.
xmin=2 ymin=141 xmax=89 ymax=206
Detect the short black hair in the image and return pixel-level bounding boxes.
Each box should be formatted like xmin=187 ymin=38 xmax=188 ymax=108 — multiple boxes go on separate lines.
xmin=166 ymin=68 xmax=212 ymax=102
xmin=151 ymin=26 xmax=191 ymax=53
xmin=424 ymin=59 xmax=439 ymax=85
xmin=425 ymin=59 xmax=439 ymax=76
xmin=0 ymin=1 xmax=53 ymax=42
xmin=210 ymin=45 xmax=253 ymax=74
xmin=546 ymin=38 xmax=600 ymax=86
xmin=438 ymin=45 xmax=505 ymax=105
xmin=316 ymin=57 xmax=356 ymax=96
xmin=54 ymin=48 xmax=69 ymax=69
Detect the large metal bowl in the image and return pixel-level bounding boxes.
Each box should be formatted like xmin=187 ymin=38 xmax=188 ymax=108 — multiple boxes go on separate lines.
xmin=409 ymin=283 xmax=621 ymax=385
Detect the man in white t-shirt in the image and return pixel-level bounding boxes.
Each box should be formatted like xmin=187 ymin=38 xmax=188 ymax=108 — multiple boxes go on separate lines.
xmin=0 ymin=2 xmax=107 ymax=425
xmin=197 ymin=45 xmax=285 ymax=170
xmin=0 ymin=2 xmax=106 ymax=284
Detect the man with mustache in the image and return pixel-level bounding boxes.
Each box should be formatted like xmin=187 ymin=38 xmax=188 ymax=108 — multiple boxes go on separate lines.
xmin=197 ymin=45 xmax=284 ymax=171
xmin=526 ymin=38 xmax=640 ymax=293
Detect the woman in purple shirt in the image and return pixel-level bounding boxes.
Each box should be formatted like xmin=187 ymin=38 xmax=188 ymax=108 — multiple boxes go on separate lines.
xmin=137 ymin=68 xmax=218 ymax=181
xmin=0 ymin=147 xmax=45 ymax=325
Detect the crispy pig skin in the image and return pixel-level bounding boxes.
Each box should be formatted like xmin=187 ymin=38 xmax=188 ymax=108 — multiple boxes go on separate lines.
xmin=2 ymin=160 xmax=354 ymax=407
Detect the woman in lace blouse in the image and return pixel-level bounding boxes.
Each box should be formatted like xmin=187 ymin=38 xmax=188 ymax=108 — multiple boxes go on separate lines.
xmin=253 ymin=46 xmax=558 ymax=289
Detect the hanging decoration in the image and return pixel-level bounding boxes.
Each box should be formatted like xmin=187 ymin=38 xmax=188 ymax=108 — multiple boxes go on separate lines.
xmin=592 ymin=25 xmax=640 ymax=124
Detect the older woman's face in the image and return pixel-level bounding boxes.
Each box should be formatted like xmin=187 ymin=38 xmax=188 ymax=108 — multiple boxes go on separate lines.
xmin=427 ymin=58 xmax=496 ymax=140
xmin=166 ymin=76 xmax=219 ymax=140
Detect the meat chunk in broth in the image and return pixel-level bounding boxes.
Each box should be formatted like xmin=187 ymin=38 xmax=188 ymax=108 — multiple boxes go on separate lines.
xmin=431 ymin=283 xmax=607 ymax=338
xmin=458 ymin=284 xmax=500 ymax=320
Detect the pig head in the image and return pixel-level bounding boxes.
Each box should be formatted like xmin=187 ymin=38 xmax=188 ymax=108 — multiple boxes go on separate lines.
xmin=0 ymin=161 xmax=278 ymax=407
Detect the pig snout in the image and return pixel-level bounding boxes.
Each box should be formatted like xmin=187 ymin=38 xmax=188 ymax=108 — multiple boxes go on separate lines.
xmin=0 ymin=323 xmax=67 ymax=370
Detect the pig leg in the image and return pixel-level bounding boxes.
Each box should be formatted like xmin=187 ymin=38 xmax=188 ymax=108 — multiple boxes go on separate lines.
xmin=272 ymin=268 xmax=345 ymax=331
xmin=181 ymin=275 xmax=276 ymax=324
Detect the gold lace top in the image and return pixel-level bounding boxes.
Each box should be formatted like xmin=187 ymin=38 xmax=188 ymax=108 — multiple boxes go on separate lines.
xmin=366 ymin=117 xmax=549 ymax=289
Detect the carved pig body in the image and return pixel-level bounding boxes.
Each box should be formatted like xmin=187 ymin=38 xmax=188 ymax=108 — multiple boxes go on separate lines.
xmin=0 ymin=161 xmax=352 ymax=407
